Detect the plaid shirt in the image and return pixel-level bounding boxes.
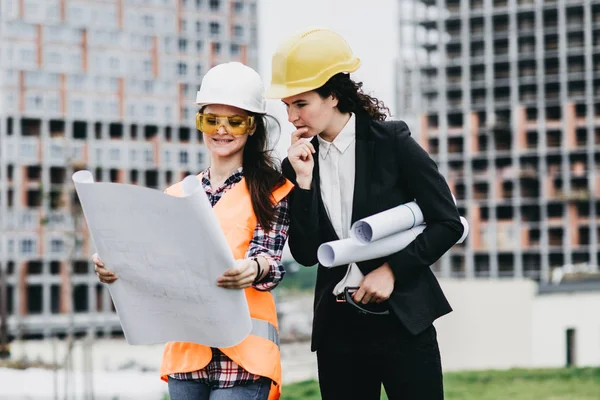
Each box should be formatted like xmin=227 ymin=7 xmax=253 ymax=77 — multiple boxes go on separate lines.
xmin=170 ymin=167 xmax=290 ymax=387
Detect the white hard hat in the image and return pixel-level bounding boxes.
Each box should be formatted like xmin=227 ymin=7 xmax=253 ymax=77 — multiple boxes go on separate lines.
xmin=195 ymin=62 xmax=266 ymax=114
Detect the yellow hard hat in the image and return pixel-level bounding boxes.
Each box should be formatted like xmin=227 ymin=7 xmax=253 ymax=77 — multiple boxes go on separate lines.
xmin=265 ymin=27 xmax=361 ymax=99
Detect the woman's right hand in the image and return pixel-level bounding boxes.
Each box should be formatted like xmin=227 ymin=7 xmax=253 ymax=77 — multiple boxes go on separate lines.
xmin=287 ymin=128 xmax=315 ymax=189
xmin=92 ymin=253 xmax=118 ymax=284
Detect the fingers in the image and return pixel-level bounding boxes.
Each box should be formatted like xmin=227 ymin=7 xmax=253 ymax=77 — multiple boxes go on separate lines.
xmin=353 ymin=285 xmax=385 ymax=304
xmin=95 ymin=265 xmax=118 ymax=284
xmin=91 ymin=253 xmax=104 ymax=267
xmin=291 ymin=128 xmax=309 ymax=144
xmin=218 ymin=260 xmax=255 ymax=289
xmin=289 ymin=141 xmax=315 ymax=161
xmin=91 ymin=253 xmax=117 ymax=284
xmin=352 ymin=286 xmax=366 ymax=304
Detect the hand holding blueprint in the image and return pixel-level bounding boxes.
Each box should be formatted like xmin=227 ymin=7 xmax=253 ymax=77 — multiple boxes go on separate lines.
xmin=72 ymin=170 xmax=252 ymax=347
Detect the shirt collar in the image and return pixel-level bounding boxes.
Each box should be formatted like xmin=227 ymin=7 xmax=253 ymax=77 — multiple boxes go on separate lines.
xmin=202 ymin=167 xmax=244 ymax=193
xmin=317 ymin=113 xmax=356 ymax=158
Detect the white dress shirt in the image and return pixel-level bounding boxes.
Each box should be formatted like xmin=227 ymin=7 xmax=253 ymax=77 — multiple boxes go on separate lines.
xmin=316 ymin=114 xmax=364 ymax=295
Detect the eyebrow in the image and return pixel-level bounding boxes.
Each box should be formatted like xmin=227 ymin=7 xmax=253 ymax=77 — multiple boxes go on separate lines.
xmin=282 ymin=99 xmax=307 ymax=105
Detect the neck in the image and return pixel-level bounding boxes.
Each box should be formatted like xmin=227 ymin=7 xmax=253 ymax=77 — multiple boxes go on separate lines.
xmin=209 ymin=153 xmax=244 ymax=186
xmin=319 ymin=111 xmax=352 ymax=142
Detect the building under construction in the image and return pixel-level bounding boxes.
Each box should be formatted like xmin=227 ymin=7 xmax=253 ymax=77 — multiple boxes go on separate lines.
xmin=409 ymin=0 xmax=600 ymax=281
xmin=0 ymin=0 xmax=259 ymax=342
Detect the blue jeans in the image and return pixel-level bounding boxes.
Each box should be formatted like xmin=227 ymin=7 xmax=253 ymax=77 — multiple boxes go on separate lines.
xmin=167 ymin=377 xmax=271 ymax=400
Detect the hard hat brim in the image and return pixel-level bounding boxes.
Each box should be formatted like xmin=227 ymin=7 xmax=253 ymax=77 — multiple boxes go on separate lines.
xmin=265 ymin=58 xmax=361 ymax=99
xmin=264 ymin=84 xmax=323 ymax=100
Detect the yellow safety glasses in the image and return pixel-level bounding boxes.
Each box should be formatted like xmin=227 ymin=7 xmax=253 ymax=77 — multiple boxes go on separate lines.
xmin=196 ymin=113 xmax=255 ymax=136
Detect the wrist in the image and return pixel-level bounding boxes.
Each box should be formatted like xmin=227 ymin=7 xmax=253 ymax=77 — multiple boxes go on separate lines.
xmin=252 ymin=258 xmax=262 ymax=283
xmin=296 ymin=175 xmax=312 ymax=190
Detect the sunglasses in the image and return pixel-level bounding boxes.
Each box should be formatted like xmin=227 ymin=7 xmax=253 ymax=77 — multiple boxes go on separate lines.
xmin=196 ymin=113 xmax=255 ymax=136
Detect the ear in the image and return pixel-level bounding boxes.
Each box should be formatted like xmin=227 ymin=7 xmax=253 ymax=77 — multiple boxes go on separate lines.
xmin=329 ymin=94 xmax=339 ymax=108
xmin=247 ymin=123 xmax=257 ymax=136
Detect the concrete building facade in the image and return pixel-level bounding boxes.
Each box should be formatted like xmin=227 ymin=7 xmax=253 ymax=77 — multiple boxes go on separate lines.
xmin=413 ymin=0 xmax=600 ymax=282
xmin=0 ymin=0 xmax=259 ymax=340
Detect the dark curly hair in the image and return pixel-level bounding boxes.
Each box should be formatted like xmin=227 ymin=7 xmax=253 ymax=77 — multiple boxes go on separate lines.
xmin=314 ymin=73 xmax=390 ymax=121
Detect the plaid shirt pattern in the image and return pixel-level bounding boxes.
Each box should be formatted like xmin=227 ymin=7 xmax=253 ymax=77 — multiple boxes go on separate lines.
xmin=170 ymin=167 xmax=290 ymax=388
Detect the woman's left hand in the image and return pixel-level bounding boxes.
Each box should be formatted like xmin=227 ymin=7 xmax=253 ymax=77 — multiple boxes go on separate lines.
xmin=352 ymin=262 xmax=395 ymax=304
xmin=217 ymin=259 xmax=258 ymax=289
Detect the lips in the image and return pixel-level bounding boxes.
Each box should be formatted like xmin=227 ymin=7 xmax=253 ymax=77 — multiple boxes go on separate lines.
xmin=213 ymin=138 xmax=234 ymax=144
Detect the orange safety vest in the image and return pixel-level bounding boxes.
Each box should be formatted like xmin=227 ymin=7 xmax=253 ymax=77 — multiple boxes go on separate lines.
xmin=159 ymin=173 xmax=293 ymax=400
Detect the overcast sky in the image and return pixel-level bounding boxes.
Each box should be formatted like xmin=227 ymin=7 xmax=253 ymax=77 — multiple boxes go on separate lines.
xmin=257 ymin=0 xmax=399 ymax=160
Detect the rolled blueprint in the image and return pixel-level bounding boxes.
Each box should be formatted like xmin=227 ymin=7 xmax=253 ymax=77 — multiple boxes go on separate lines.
xmin=350 ymin=201 xmax=424 ymax=244
xmin=319 ymin=217 xmax=469 ymax=268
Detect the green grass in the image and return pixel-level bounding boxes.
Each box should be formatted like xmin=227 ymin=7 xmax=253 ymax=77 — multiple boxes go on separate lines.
xmin=281 ymin=367 xmax=600 ymax=400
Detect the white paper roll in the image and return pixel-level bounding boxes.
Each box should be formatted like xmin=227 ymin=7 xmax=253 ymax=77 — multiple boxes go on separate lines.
xmin=319 ymin=225 xmax=427 ymax=268
xmin=319 ymin=217 xmax=470 ymax=268
xmin=457 ymin=217 xmax=469 ymax=244
xmin=350 ymin=201 xmax=424 ymax=244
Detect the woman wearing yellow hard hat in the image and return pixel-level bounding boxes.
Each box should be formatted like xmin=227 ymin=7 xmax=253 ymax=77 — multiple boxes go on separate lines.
xmin=93 ymin=62 xmax=292 ymax=400
xmin=267 ymin=28 xmax=464 ymax=400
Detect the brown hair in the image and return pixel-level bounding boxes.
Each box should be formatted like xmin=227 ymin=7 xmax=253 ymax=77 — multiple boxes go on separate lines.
xmin=315 ymin=73 xmax=390 ymax=121
xmin=242 ymin=114 xmax=286 ymax=232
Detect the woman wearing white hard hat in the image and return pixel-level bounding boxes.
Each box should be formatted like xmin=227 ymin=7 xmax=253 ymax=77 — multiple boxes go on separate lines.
xmin=267 ymin=28 xmax=464 ymax=400
xmin=93 ymin=62 xmax=292 ymax=400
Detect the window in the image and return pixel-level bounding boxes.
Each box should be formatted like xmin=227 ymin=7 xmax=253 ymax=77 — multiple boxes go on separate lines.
xmin=178 ymin=62 xmax=188 ymax=76
xmin=20 ymin=239 xmax=35 ymax=255
xmin=110 ymin=57 xmax=119 ymax=70
xmin=178 ymin=38 xmax=187 ymax=52
xmin=231 ymin=44 xmax=240 ymax=55
xmin=21 ymin=48 xmax=35 ymax=63
xmin=210 ymin=22 xmax=220 ymax=36
xmin=209 ymin=0 xmax=220 ymax=11
xmin=234 ymin=1 xmax=244 ymax=13
xmin=196 ymin=64 xmax=203 ymax=77
xmin=110 ymin=148 xmax=120 ymax=161
xmin=234 ymin=25 xmax=244 ymax=38
xmin=144 ymin=80 xmax=154 ymax=93
xmin=213 ymin=42 xmax=221 ymax=55
xmin=143 ymin=15 xmax=155 ymax=27
xmin=145 ymin=105 xmax=156 ymax=117
xmin=179 ymin=151 xmax=189 ymax=164
xmin=51 ymin=239 xmax=64 ymax=253
xmin=196 ymin=40 xmax=203 ymax=52
xmin=196 ymin=21 xmax=202 ymax=33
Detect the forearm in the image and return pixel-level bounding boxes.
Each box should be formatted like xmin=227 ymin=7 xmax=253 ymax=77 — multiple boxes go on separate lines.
xmin=288 ymin=188 xmax=322 ymax=266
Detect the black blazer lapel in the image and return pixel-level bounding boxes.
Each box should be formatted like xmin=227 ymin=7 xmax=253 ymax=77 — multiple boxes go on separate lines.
xmin=351 ymin=113 xmax=375 ymax=224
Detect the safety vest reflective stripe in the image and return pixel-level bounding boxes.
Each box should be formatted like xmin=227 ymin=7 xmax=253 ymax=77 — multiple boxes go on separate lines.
xmin=251 ymin=318 xmax=279 ymax=348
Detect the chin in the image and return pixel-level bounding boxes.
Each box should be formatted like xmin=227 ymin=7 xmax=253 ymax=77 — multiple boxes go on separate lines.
xmin=208 ymin=146 xmax=243 ymax=158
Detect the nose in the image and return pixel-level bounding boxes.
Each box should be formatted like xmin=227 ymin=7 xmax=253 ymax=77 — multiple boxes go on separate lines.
xmin=287 ymin=108 xmax=299 ymax=124
xmin=216 ymin=125 xmax=228 ymax=135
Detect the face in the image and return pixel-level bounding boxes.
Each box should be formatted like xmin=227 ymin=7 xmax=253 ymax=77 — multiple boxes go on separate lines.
xmin=282 ymin=91 xmax=338 ymax=139
xmin=200 ymin=104 xmax=255 ymax=158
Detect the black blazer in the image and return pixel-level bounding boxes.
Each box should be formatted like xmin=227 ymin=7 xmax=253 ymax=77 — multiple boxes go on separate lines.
xmin=282 ymin=113 xmax=464 ymax=352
